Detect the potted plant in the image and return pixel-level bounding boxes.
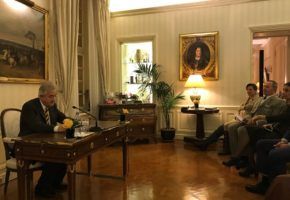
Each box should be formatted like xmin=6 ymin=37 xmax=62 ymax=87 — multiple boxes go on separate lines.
xmin=135 ymin=63 xmax=185 ymax=141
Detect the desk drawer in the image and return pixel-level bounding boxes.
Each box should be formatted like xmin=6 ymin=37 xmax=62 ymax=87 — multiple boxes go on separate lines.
xmin=76 ymin=128 xmax=125 ymax=156
xmin=127 ymin=126 xmax=155 ymax=137
xmin=127 ymin=107 xmax=155 ymax=115
xmin=127 ymin=116 xmax=156 ymax=125
xmin=17 ymin=144 xmax=76 ymax=161
xmin=101 ymin=128 xmax=125 ymax=144
xmin=101 ymin=107 xmax=155 ymax=117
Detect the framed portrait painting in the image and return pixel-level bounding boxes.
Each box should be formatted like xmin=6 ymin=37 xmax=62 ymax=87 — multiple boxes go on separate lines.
xmin=0 ymin=0 xmax=48 ymax=83
xmin=179 ymin=32 xmax=219 ymax=81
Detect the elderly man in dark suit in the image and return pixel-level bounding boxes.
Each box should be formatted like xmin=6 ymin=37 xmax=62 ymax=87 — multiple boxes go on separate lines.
xmin=20 ymin=81 xmax=68 ymax=198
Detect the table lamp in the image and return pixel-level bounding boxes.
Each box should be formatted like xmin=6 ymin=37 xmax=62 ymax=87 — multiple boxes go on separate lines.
xmin=184 ymin=74 xmax=205 ymax=108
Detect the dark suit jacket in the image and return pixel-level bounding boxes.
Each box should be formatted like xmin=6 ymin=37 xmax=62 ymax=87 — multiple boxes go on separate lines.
xmin=19 ymin=98 xmax=66 ymax=136
xmin=266 ymin=105 xmax=290 ymax=137
xmin=283 ymin=130 xmax=290 ymax=141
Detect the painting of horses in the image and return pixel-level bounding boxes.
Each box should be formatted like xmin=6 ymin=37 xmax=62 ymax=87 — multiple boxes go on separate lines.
xmin=0 ymin=0 xmax=48 ymax=83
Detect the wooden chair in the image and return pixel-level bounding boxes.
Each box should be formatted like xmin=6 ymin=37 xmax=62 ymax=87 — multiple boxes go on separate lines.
xmin=0 ymin=108 xmax=42 ymax=194
xmin=265 ymin=174 xmax=290 ymax=200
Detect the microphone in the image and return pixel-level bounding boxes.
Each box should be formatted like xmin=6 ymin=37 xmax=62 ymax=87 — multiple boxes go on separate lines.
xmin=72 ymin=106 xmax=102 ymax=132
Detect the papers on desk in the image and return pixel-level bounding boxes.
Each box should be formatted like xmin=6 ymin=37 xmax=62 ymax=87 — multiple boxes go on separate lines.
xmin=74 ymin=131 xmax=94 ymax=138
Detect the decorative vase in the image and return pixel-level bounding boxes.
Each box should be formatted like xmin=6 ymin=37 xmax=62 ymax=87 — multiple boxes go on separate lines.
xmin=66 ymin=128 xmax=75 ymax=139
xmin=135 ymin=49 xmax=142 ymax=63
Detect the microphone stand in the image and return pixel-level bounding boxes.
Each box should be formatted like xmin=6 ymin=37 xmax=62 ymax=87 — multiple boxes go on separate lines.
xmin=72 ymin=106 xmax=102 ymax=132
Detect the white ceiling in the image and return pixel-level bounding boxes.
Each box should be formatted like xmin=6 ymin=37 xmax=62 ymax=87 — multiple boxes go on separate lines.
xmin=109 ymin=0 xmax=266 ymax=12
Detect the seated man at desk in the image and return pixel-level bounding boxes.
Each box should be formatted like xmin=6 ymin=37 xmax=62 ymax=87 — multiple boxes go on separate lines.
xmin=19 ymin=81 xmax=68 ymax=198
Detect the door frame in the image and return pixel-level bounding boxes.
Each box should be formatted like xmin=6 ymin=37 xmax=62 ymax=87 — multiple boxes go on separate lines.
xmin=249 ymin=23 xmax=290 ymax=93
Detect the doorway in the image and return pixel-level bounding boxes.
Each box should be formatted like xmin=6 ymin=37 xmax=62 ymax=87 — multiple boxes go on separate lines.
xmin=252 ymin=30 xmax=290 ymax=93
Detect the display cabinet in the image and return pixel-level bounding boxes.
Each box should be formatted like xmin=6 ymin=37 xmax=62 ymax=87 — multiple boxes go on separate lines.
xmin=121 ymin=41 xmax=153 ymax=103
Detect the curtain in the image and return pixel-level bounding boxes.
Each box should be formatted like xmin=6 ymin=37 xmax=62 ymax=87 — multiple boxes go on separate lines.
xmin=49 ymin=0 xmax=79 ymax=117
xmin=86 ymin=0 xmax=110 ymax=116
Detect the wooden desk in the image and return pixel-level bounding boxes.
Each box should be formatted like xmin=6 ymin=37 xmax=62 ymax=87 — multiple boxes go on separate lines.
xmin=14 ymin=121 xmax=128 ymax=200
xmin=181 ymin=107 xmax=219 ymax=143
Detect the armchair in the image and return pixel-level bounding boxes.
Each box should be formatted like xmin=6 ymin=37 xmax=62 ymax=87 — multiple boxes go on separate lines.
xmin=0 ymin=108 xmax=42 ymax=194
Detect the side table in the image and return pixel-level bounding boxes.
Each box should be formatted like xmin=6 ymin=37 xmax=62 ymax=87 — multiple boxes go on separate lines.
xmin=181 ymin=107 xmax=219 ymax=143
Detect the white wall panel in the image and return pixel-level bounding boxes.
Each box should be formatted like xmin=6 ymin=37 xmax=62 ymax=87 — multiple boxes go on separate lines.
xmin=157 ymin=106 xmax=238 ymax=139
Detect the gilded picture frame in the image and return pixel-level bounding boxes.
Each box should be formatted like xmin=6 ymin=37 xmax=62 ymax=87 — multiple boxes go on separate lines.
xmin=0 ymin=0 xmax=48 ymax=83
xmin=179 ymin=32 xmax=219 ymax=81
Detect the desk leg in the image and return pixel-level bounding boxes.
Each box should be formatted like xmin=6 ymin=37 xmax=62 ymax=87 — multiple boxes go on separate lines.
xmin=67 ymin=164 xmax=76 ymax=200
xmin=17 ymin=159 xmax=29 ymax=200
xmin=196 ymin=114 xmax=205 ymax=139
xmin=27 ymin=171 xmax=33 ymax=200
xmin=87 ymin=155 xmax=92 ymax=176
xmin=122 ymin=137 xmax=128 ymax=177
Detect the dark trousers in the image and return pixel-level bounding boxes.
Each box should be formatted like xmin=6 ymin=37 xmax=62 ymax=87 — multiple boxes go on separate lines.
xmin=205 ymin=124 xmax=224 ymax=144
xmin=242 ymin=126 xmax=280 ymax=169
xmin=256 ymin=139 xmax=290 ymax=180
xmin=37 ymin=162 xmax=67 ymax=188
xmin=247 ymin=126 xmax=281 ymax=149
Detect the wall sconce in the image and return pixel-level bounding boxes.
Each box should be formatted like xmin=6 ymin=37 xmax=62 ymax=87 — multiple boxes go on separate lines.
xmin=184 ymin=74 xmax=205 ymax=109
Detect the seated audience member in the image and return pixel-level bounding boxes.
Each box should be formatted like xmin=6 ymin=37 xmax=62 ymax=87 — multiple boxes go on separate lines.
xmin=245 ymin=130 xmax=290 ymax=195
xmin=223 ymin=80 xmax=287 ymax=167
xmin=194 ymin=83 xmax=259 ymax=150
xmin=20 ymin=81 xmax=68 ymax=198
xmin=238 ymin=82 xmax=290 ymax=177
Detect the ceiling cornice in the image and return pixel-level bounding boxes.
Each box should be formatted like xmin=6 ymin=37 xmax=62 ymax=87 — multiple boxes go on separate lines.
xmin=111 ymin=0 xmax=268 ymax=18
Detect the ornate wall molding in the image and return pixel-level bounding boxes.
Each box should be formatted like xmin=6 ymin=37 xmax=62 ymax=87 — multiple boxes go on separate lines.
xmin=156 ymin=105 xmax=240 ymax=139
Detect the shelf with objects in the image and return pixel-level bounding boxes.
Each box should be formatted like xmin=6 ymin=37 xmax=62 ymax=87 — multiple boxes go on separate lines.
xmin=121 ymin=41 xmax=153 ymax=103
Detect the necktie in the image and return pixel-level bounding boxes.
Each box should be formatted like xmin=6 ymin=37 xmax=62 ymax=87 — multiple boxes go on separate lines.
xmin=45 ymin=107 xmax=50 ymax=125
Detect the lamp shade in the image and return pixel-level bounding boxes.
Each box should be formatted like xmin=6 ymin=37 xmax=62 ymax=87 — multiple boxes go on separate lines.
xmin=184 ymin=74 xmax=205 ymax=88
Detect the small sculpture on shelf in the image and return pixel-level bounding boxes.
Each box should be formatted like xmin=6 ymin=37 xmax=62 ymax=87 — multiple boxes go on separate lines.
xmin=134 ymin=49 xmax=149 ymax=63
xmin=135 ymin=49 xmax=142 ymax=63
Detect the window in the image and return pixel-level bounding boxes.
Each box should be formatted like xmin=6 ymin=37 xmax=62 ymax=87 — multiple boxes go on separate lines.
xmin=77 ymin=1 xmax=89 ymax=110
